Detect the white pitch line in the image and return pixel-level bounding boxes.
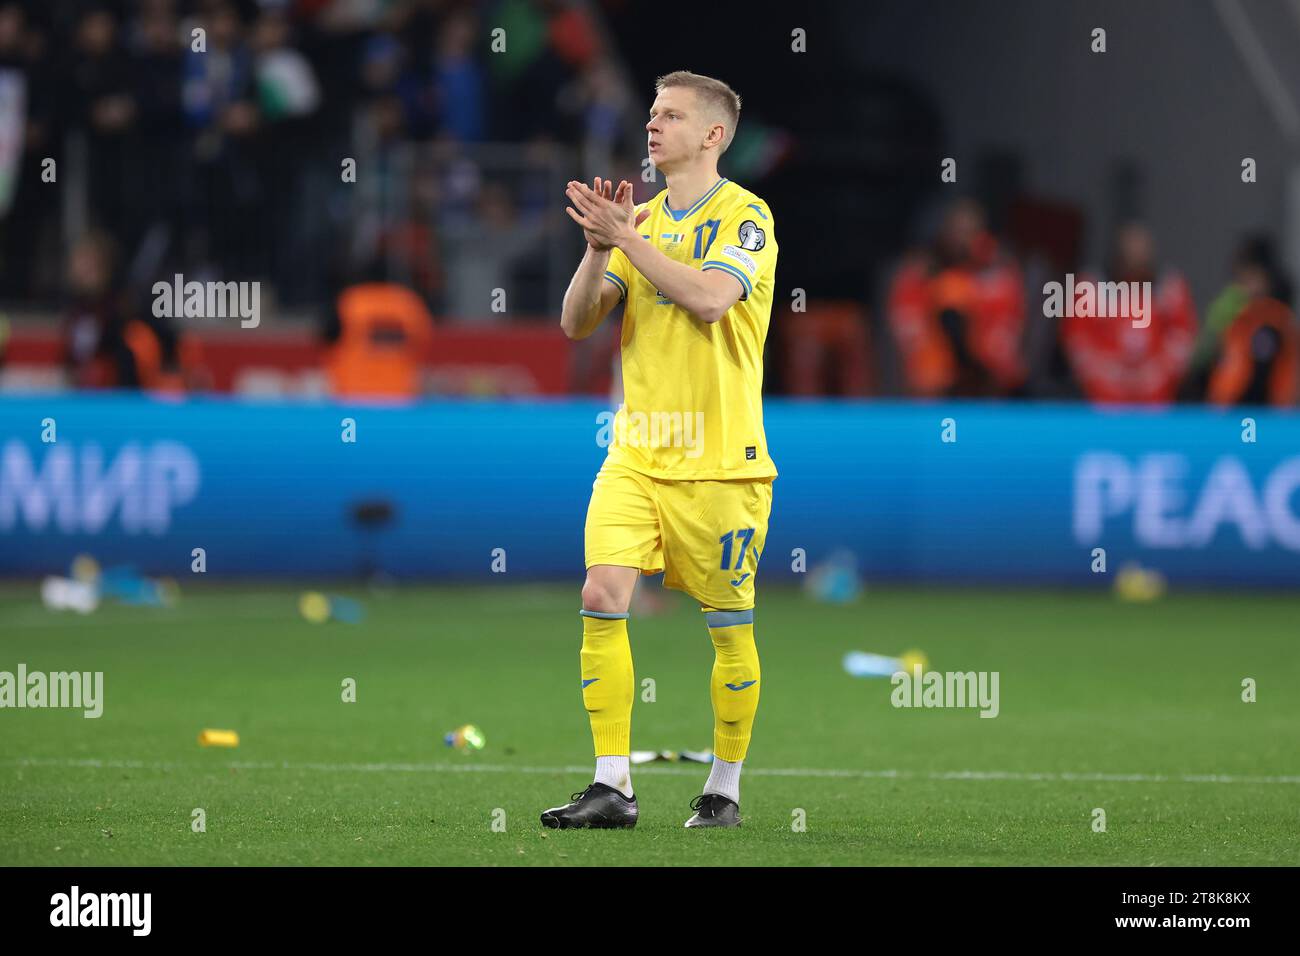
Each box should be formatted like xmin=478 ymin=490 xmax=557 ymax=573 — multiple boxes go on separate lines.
xmin=5 ymin=757 xmax=1299 ymax=786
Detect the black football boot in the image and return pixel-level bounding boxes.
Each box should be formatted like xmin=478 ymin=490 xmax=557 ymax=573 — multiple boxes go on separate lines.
xmin=540 ymin=782 xmax=638 ymax=829
xmin=683 ymin=792 xmax=742 ymax=828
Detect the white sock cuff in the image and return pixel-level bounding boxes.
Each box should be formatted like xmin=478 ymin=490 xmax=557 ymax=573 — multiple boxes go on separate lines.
xmin=703 ymin=756 xmax=743 ymax=804
xmin=594 ymin=755 xmax=633 ymax=798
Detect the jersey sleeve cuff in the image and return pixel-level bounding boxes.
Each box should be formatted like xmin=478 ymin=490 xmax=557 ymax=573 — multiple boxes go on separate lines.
xmin=702 ymin=261 xmax=753 ymax=300
xmin=603 ymin=271 xmax=628 ymax=301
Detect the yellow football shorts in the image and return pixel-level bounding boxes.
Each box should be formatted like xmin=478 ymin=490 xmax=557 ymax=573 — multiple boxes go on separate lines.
xmin=584 ymin=459 xmax=774 ymax=610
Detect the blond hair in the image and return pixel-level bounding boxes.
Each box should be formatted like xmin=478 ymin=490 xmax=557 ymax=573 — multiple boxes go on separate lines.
xmin=654 ymin=70 xmax=742 ymax=155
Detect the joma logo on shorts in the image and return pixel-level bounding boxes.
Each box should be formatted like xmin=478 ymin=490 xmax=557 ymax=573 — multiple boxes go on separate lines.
xmin=596 ymin=405 xmax=705 ymax=458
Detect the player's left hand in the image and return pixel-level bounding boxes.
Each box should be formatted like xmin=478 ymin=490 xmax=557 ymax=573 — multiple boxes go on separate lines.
xmin=565 ymin=179 xmax=639 ymax=249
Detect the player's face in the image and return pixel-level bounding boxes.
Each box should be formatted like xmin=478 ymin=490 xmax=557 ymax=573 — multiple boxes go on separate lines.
xmin=646 ymin=90 xmax=712 ymax=171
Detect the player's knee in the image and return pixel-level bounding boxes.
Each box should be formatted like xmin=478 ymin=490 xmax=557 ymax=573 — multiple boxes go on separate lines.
xmin=581 ymin=576 xmax=630 ymax=615
xmin=709 ymin=625 xmax=758 ymax=659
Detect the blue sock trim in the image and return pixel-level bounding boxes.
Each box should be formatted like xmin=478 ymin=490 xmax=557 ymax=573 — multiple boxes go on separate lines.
xmin=704 ymin=609 xmax=754 ymax=628
xmin=580 ymin=609 xmax=630 ymax=620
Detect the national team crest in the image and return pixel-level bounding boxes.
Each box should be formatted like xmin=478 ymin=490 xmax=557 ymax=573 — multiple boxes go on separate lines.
xmin=738 ymin=220 xmax=765 ymax=252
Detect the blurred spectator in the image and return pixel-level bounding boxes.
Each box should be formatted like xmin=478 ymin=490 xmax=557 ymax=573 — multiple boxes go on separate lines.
xmin=251 ymin=9 xmax=324 ymax=303
xmin=440 ymin=181 xmax=547 ymax=321
xmin=322 ymin=257 xmax=435 ymax=399
xmin=374 ymin=164 xmax=444 ymax=308
xmin=1187 ymin=235 xmax=1293 ymax=397
xmin=391 ymin=5 xmax=485 ymax=142
xmin=566 ymin=56 xmax=634 ymax=168
xmin=433 ymin=9 xmax=484 ymax=143
xmin=252 ymin=11 xmax=320 ymax=124
xmin=130 ymin=1 xmax=184 ymax=136
xmin=886 ymin=198 xmax=1026 ymax=397
xmin=182 ymin=1 xmax=262 ymax=277
xmin=64 ymin=7 xmax=139 ymax=245
xmin=1060 ymin=223 xmax=1196 ymax=405
xmin=547 ymin=1 xmax=601 ymax=71
xmin=782 ymin=301 xmax=873 ymax=396
xmin=126 ymin=0 xmax=185 ymax=255
xmin=1206 ymin=297 xmax=1298 ymax=407
xmin=486 ymin=0 xmax=589 ymax=144
xmin=358 ymin=5 xmax=405 ymax=139
xmin=0 ymin=1 xmax=52 ymax=299
xmin=484 ymin=0 xmax=548 ymax=89
xmin=61 ymin=231 xmax=178 ymax=389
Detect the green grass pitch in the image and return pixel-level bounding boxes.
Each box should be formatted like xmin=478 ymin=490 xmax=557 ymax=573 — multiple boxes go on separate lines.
xmin=1 ymin=582 xmax=1296 ymax=866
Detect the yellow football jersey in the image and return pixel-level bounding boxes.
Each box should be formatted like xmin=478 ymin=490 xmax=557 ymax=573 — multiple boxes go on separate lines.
xmin=602 ymin=177 xmax=778 ymax=480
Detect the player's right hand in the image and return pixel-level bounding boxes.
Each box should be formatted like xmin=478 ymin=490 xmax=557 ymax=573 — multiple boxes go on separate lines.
xmin=576 ymin=177 xmax=617 ymax=252
xmin=569 ymin=178 xmax=646 ymax=251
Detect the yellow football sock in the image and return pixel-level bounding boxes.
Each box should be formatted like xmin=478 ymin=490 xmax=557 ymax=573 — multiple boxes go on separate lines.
xmin=579 ymin=610 xmax=633 ymax=756
xmin=703 ymin=608 xmax=760 ymax=762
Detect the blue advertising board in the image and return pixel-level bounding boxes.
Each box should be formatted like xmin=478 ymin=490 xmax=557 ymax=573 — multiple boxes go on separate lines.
xmin=1 ymin=395 xmax=1298 ymax=586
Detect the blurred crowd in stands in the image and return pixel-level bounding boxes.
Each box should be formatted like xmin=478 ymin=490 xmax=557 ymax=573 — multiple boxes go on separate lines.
xmin=773 ymin=197 xmax=1299 ymax=407
xmin=0 ymin=0 xmax=626 ymax=303
xmin=867 ymin=200 xmax=1296 ymax=407
xmin=0 ymin=0 xmax=1295 ymax=406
